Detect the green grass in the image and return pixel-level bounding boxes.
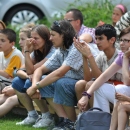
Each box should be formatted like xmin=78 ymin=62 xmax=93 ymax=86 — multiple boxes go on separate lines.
xmin=0 ymin=112 xmax=47 ymax=130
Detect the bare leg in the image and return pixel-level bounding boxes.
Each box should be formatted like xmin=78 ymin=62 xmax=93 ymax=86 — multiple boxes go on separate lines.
xmin=63 ymin=106 xmax=76 ymax=121
xmin=0 ymin=95 xmax=19 ymax=117
xmin=0 ymin=94 xmax=9 ymax=105
xmin=14 ymin=89 xmax=34 ymax=111
xmin=118 ymin=102 xmax=130 ymax=130
xmin=33 ymin=99 xmax=48 ymax=113
xmin=75 ymin=80 xmax=87 ymax=100
xmin=110 ymin=102 xmax=120 ymax=130
xmin=46 ymin=98 xmax=67 ymax=118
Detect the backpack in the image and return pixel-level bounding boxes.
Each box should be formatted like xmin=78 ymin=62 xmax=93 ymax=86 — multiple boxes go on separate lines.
xmin=75 ymin=107 xmax=111 ymax=130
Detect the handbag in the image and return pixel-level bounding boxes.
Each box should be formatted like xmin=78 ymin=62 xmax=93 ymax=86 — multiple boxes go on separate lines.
xmin=75 ymin=107 xmax=111 ymax=130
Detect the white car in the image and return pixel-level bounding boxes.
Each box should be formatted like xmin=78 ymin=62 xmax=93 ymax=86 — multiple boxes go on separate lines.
xmin=0 ymin=0 xmax=129 ymax=27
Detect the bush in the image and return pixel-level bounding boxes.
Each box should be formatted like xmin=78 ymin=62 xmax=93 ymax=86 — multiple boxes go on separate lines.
xmin=68 ymin=0 xmax=114 ymax=27
xmin=7 ymin=0 xmax=114 ymax=49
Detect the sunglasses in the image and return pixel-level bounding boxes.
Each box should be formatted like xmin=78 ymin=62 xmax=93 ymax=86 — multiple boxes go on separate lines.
xmin=53 ymin=21 xmax=60 ymax=27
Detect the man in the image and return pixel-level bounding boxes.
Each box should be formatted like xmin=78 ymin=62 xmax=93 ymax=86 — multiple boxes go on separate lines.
xmin=64 ymin=8 xmax=95 ymax=43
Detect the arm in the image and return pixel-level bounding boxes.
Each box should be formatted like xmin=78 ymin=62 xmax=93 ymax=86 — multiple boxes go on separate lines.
xmin=116 ymin=93 xmax=130 ymax=102
xmin=122 ymin=51 xmax=130 ymax=85
xmin=27 ymin=65 xmax=70 ymax=96
xmin=82 ymin=56 xmax=92 ymax=81
xmin=24 ymin=38 xmax=36 ymax=74
xmin=73 ymin=37 xmax=101 ymax=80
xmin=78 ymin=62 xmax=121 ymax=111
xmin=0 ymin=70 xmax=10 ymax=78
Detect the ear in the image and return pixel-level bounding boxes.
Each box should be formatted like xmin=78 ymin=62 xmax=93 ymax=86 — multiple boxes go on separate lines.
xmin=110 ymin=37 xmax=116 ymax=45
xmin=11 ymin=41 xmax=15 ymax=47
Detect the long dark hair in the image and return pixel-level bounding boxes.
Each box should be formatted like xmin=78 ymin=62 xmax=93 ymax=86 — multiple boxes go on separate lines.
xmin=51 ymin=20 xmax=76 ymax=49
xmin=32 ymin=25 xmax=53 ymax=63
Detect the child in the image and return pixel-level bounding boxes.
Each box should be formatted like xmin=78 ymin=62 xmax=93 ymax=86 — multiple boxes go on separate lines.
xmin=109 ymin=27 xmax=130 ymax=130
xmin=112 ymin=4 xmax=127 ymax=27
xmin=97 ymin=4 xmax=127 ymax=27
xmin=77 ymin=27 xmax=130 ymax=130
xmin=0 ymin=26 xmax=33 ymax=117
xmin=0 ymin=28 xmax=24 ymax=93
xmin=74 ymin=24 xmax=121 ymax=109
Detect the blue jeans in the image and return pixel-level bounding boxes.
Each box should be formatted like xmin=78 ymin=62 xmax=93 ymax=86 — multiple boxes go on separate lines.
xmin=39 ymin=77 xmax=78 ymax=106
xmin=12 ymin=77 xmax=32 ymax=93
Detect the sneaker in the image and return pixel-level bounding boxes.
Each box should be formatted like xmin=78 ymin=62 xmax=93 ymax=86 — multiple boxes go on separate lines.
xmin=52 ymin=117 xmax=75 ymax=130
xmin=33 ymin=114 xmax=54 ymax=128
xmin=16 ymin=114 xmax=39 ymax=125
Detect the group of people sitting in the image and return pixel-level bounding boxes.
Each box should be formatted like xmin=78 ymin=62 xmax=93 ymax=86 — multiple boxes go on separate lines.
xmin=0 ymin=4 xmax=130 ymax=130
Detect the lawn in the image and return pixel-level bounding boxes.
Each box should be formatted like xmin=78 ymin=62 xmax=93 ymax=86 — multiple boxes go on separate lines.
xmin=0 ymin=112 xmax=48 ymax=130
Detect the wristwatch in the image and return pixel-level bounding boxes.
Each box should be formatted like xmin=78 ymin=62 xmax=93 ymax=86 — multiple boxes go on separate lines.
xmin=36 ymin=82 xmax=41 ymax=89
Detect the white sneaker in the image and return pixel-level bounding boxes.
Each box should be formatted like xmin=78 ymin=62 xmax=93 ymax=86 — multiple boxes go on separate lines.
xmin=16 ymin=114 xmax=39 ymax=125
xmin=33 ymin=114 xmax=54 ymax=128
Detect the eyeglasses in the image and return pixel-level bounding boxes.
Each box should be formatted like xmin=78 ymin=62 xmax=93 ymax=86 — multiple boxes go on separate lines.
xmin=53 ymin=21 xmax=60 ymax=27
xmin=119 ymin=39 xmax=130 ymax=44
xmin=66 ymin=19 xmax=75 ymax=22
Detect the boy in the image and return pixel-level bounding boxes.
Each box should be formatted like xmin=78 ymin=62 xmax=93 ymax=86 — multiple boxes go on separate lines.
xmin=0 ymin=28 xmax=24 ymax=92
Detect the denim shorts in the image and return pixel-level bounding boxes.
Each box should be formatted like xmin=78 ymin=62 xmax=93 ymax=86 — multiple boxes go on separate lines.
xmin=39 ymin=77 xmax=78 ymax=106
xmin=12 ymin=77 xmax=32 ymax=93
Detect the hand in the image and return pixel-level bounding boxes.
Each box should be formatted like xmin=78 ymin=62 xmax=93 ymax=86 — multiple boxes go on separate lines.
xmin=2 ymin=86 xmax=15 ymax=96
xmin=73 ymin=37 xmax=92 ymax=58
xmin=124 ymin=47 xmax=130 ymax=58
xmin=31 ymin=89 xmax=41 ymax=100
xmin=97 ymin=20 xmax=105 ymax=27
xmin=77 ymin=96 xmax=89 ymax=112
xmin=115 ymin=93 xmax=130 ymax=102
xmin=24 ymin=38 xmax=35 ymax=51
xmin=27 ymin=85 xmax=37 ymax=97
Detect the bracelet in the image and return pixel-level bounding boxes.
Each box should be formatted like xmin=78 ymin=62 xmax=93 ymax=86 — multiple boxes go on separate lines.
xmin=82 ymin=91 xmax=91 ymax=99
xmin=24 ymin=50 xmax=29 ymax=53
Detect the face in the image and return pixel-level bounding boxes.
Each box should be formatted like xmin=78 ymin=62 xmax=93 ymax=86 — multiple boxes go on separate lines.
xmin=19 ymin=32 xmax=28 ymax=49
xmin=95 ymin=34 xmax=112 ymax=51
xmin=64 ymin=11 xmax=78 ymax=32
xmin=50 ymin=30 xmax=63 ymax=48
xmin=119 ymin=33 xmax=130 ymax=53
xmin=112 ymin=7 xmax=123 ymax=24
xmin=31 ymin=31 xmax=45 ymax=52
xmin=0 ymin=33 xmax=13 ymax=55
xmin=0 ymin=23 xmax=4 ymax=30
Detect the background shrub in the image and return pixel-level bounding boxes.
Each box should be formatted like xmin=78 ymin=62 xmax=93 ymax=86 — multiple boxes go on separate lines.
xmin=7 ymin=0 xmax=114 ymax=49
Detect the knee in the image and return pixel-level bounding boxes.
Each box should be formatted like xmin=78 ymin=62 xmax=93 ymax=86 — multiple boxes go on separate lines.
xmin=75 ymin=80 xmax=86 ymax=92
xmin=118 ymin=103 xmax=127 ymax=112
xmin=85 ymin=81 xmax=93 ymax=91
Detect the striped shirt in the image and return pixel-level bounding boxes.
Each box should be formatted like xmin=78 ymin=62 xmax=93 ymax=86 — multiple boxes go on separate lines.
xmin=115 ymin=11 xmax=130 ymax=37
xmin=44 ymin=44 xmax=83 ymax=80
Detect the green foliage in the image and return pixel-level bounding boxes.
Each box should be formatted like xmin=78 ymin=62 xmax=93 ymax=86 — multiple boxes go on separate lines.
xmin=6 ymin=0 xmax=115 ymax=49
xmin=68 ymin=0 xmax=114 ymax=27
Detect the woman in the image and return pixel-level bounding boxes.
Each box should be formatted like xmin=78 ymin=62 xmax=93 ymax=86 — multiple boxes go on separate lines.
xmin=9 ymin=25 xmax=55 ymax=128
xmin=25 ymin=20 xmax=83 ymax=130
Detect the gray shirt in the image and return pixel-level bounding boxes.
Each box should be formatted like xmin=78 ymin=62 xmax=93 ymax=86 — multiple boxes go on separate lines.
xmin=44 ymin=44 xmax=83 ymax=80
xmin=95 ymin=49 xmax=122 ymax=81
